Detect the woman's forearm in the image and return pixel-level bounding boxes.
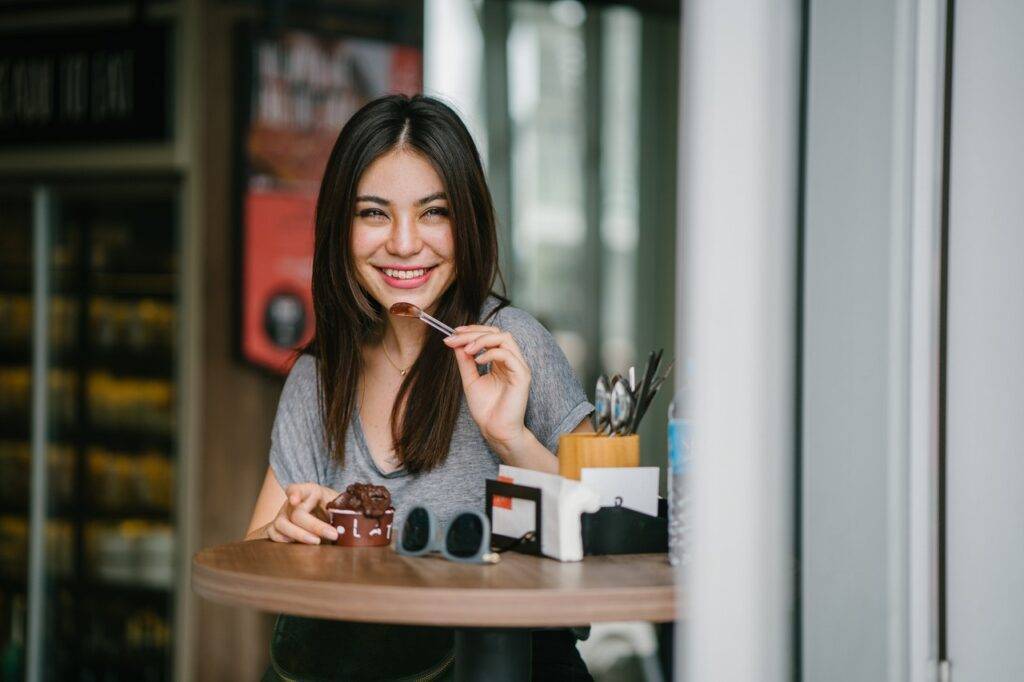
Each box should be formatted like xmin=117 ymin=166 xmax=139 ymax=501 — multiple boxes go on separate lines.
xmin=491 ymin=428 xmax=559 ymax=473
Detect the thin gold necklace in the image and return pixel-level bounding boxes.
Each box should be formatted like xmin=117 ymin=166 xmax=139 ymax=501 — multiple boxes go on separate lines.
xmin=381 ymin=338 xmax=410 ymax=376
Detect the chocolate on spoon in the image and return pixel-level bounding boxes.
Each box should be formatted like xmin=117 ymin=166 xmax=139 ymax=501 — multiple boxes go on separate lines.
xmin=389 ymin=302 xmax=420 ymax=318
xmin=388 ymin=302 xmax=456 ymax=336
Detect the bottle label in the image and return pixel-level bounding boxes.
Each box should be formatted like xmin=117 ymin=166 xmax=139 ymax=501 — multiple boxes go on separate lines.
xmin=667 ymin=418 xmax=689 ymax=475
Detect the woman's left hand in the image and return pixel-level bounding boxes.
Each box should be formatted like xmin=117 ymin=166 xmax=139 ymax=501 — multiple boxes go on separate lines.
xmin=445 ymin=324 xmax=532 ymax=455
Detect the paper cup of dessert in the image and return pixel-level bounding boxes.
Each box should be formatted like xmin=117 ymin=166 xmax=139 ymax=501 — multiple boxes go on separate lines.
xmin=326 ymin=483 xmax=395 ymax=547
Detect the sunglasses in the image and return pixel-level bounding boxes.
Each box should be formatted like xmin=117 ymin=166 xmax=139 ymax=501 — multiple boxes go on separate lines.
xmin=394 ymin=506 xmax=536 ymax=564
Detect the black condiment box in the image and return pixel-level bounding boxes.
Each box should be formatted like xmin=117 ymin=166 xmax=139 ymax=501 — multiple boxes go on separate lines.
xmin=581 ymin=498 xmax=668 ymax=555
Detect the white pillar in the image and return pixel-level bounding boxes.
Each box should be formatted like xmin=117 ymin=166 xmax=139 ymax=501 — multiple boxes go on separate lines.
xmin=677 ymin=1 xmax=801 ymax=680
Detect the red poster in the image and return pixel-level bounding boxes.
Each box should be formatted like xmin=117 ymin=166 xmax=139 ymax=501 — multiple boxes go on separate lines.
xmin=242 ymin=190 xmax=316 ymax=373
xmin=241 ymin=31 xmax=422 ymax=373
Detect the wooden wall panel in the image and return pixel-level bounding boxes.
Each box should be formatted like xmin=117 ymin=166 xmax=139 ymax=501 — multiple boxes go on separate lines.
xmin=194 ymin=4 xmax=279 ymax=680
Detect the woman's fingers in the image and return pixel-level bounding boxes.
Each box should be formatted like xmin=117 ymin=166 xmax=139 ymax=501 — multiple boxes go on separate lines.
xmin=453 ymin=339 xmax=484 ymax=387
xmin=277 ymin=483 xmax=341 ymax=542
xmin=448 ymin=325 xmax=505 ymax=351
xmin=292 ymin=506 xmax=339 ymax=541
xmin=445 ymin=330 xmax=528 ymax=367
xmin=285 ymin=483 xmax=337 ymax=509
xmin=273 ymin=514 xmax=321 ymax=544
xmin=453 ymin=324 xmax=501 ymax=334
xmin=472 ymin=347 xmax=526 ymax=375
xmin=296 ymin=487 xmax=323 ymax=512
xmin=285 ymin=482 xmax=320 ymax=507
xmin=446 ymin=326 xmax=533 ymax=388
xmin=470 ymin=333 xmax=529 ymax=375
xmin=463 ymin=332 xmax=514 ymax=353
xmin=295 ymin=486 xmax=339 ymax=540
xmin=265 ymin=520 xmax=292 ymax=542
xmin=451 ymin=325 xmax=504 ymax=350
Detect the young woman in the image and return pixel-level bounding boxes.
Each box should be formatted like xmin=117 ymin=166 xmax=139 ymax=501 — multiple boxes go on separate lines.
xmin=246 ymin=94 xmax=595 ymax=680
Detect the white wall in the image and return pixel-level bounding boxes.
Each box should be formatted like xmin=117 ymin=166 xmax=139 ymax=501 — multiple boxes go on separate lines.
xmin=947 ymin=1 xmax=1024 ymax=679
xmin=801 ymin=0 xmax=912 ymax=679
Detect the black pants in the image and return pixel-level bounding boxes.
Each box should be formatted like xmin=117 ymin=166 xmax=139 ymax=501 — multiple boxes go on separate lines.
xmin=263 ymin=616 xmax=592 ymax=681
xmin=531 ymin=629 xmax=593 ymax=682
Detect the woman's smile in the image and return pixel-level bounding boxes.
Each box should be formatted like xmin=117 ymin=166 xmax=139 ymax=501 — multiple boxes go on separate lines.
xmin=375 ymin=264 xmax=438 ymax=289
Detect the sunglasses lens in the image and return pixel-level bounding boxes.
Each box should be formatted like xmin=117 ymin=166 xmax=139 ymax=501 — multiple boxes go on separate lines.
xmin=401 ymin=508 xmax=431 ymax=553
xmin=446 ymin=513 xmax=485 ymax=558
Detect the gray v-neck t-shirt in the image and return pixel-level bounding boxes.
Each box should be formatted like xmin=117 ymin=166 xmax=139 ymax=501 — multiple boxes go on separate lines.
xmin=268 ymin=300 xmax=594 ymax=529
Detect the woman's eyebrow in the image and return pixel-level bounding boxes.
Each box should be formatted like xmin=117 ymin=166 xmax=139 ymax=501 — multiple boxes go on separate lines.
xmin=416 ymin=192 xmax=447 ymax=205
xmin=355 ymin=195 xmax=389 ymax=205
xmin=355 ymin=193 xmax=447 ymax=206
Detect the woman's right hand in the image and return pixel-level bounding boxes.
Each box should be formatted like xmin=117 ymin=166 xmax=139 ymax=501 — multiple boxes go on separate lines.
xmin=266 ymin=482 xmax=340 ymax=544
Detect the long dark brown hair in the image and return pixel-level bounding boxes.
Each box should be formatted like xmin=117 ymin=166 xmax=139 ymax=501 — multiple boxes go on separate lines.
xmin=305 ymin=94 xmax=508 ymax=473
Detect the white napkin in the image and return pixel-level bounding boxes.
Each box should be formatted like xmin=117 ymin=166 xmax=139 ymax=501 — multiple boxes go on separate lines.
xmin=580 ymin=466 xmax=660 ymax=517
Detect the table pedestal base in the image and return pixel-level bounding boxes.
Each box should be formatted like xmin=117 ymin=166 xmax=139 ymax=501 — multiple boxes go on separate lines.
xmin=453 ymin=628 xmax=532 ymax=682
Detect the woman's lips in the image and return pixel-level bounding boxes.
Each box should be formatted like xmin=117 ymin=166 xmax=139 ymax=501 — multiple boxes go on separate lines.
xmin=376 ymin=266 xmax=436 ymax=289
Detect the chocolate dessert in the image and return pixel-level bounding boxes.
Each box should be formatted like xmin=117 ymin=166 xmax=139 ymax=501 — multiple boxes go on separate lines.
xmin=326 ymin=483 xmax=395 ymax=547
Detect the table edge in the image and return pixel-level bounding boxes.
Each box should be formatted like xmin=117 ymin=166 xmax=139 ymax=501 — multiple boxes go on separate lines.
xmin=191 ymin=554 xmax=677 ymax=626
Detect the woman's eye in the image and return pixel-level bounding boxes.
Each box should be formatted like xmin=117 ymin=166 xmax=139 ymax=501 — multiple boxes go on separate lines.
xmin=358 ymin=208 xmax=388 ymax=220
xmin=422 ymin=206 xmax=450 ymax=219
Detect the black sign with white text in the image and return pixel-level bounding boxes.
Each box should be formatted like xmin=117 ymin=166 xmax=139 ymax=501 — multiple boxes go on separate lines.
xmin=0 ymin=25 xmax=171 ymax=145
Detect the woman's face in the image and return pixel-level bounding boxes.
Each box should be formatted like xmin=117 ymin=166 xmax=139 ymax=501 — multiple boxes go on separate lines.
xmin=351 ymin=148 xmax=457 ymax=315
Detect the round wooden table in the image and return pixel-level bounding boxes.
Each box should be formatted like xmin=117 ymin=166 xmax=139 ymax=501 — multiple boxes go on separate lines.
xmin=192 ymin=540 xmax=677 ymax=680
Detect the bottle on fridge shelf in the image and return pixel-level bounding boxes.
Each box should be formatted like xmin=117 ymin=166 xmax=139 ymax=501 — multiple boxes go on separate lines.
xmin=0 ymin=594 xmax=25 ymax=680
xmin=667 ymin=384 xmax=691 ymax=567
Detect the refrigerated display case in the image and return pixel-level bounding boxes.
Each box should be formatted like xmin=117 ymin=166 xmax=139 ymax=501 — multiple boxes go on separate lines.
xmin=0 ymin=192 xmax=31 ymax=681
xmin=0 ymin=182 xmax=179 ymax=681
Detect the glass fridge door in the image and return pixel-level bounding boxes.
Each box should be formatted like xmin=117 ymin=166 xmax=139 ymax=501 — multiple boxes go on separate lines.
xmin=0 ymin=182 xmax=180 ymax=681
xmin=0 ymin=189 xmax=34 ymax=681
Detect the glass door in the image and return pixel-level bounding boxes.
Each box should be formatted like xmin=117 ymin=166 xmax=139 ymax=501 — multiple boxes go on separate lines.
xmin=0 ymin=189 xmax=34 ymax=681
xmin=0 ymin=181 xmax=180 ymax=681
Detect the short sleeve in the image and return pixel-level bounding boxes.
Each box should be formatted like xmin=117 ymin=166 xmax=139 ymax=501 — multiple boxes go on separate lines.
xmin=268 ymin=354 xmax=326 ymax=487
xmin=494 ymin=306 xmax=595 ymax=454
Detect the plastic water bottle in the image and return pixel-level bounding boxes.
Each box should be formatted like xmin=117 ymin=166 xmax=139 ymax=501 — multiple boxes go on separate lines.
xmin=667 ymin=388 xmax=690 ymax=566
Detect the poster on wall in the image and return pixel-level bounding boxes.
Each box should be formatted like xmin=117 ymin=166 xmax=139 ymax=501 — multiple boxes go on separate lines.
xmin=0 ymin=25 xmax=171 ymax=145
xmin=240 ymin=29 xmax=422 ymax=373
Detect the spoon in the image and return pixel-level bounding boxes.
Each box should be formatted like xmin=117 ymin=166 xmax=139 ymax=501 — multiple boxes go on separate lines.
xmin=594 ymin=375 xmax=612 ymax=434
xmin=389 ymin=302 xmax=456 ymax=337
xmin=390 ymin=302 xmax=490 ymax=375
xmin=609 ymin=379 xmax=634 ymax=436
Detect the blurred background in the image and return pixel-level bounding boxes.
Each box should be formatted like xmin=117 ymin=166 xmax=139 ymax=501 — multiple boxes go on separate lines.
xmin=0 ymin=0 xmax=678 ymax=679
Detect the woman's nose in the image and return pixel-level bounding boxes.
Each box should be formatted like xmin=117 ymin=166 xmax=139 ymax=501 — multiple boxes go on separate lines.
xmin=386 ymin=214 xmax=422 ymax=257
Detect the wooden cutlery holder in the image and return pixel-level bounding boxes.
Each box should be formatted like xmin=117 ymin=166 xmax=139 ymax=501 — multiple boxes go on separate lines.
xmin=557 ymin=433 xmax=640 ymax=480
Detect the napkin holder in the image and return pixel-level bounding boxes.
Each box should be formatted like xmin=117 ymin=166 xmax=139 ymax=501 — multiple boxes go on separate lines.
xmin=485 ymin=479 xmax=543 ymax=556
xmin=486 ymin=469 xmax=602 ymax=562
xmin=581 ymin=497 xmax=668 ymax=556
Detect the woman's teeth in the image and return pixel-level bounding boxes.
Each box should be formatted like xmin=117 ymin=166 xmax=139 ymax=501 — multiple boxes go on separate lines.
xmin=382 ymin=267 xmax=429 ymax=280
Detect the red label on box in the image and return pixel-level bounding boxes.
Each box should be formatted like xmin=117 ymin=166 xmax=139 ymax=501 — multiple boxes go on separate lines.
xmin=492 ymin=475 xmax=514 ymax=510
